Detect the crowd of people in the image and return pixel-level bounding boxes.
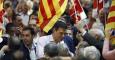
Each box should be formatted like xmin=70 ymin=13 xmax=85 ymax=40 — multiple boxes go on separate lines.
xmin=0 ymin=0 xmax=114 ymax=60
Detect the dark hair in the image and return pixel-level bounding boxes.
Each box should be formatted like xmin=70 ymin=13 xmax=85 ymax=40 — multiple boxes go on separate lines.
xmin=5 ymin=23 xmax=15 ymax=33
xmin=23 ymin=27 xmax=35 ymax=36
xmin=53 ymin=21 xmax=67 ymax=30
xmin=8 ymin=36 xmax=21 ymax=50
xmin=44 ymin=42 xmax=59 ymax=57
xmin=13 ymin=14 xmax=21 ymax=21
xmin=29 ymin=12 xmax=38 ymax=21
xmin=3 ymin=1 xmax=12 ymax=9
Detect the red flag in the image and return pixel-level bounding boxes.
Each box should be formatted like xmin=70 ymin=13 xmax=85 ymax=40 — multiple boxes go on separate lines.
xmin=92 ymin=0 xmax=104 ymax=18
xmin=98 ymin=0 xmax=104 ymax=11
xmin=68 ymin=0 xmax=87 ymax=23
xmin=68 ymin=0 xmax=78 ymax=23
xmin=75 ymin=0 xmax=87 ymax=20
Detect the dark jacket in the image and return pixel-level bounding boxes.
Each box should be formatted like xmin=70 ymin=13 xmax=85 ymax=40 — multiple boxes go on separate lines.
xmin=20 ymin=42 xmax=31 ymax=60
xmin=64 ymin=36 xmax=76 ymax=54
xmin=0 ymin=37 xmax=9 ymax=49
xmin=0 ymin=42 xmax=30 ymax=60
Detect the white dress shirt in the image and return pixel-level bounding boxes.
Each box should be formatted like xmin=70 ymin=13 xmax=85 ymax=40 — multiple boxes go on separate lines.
xmin=20 ymin=14 xmax=29 ymax=26
xmin=28 ymin=42 xmax=39 ymax=60
xmin=37 ymin=35 xmax=72 ymax=59
xmin=29 ymin=44 xmax=37 ymax=60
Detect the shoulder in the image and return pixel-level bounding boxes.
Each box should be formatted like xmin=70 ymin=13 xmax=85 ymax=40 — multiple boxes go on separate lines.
xmin=38 ymin=35 xmax=50 ymax=42
xmin=38 ymin=35 xmax=51 ymax=46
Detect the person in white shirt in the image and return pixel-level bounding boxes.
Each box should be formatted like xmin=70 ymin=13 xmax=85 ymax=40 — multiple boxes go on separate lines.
xmin=37 ymin=21 xmax=73 ymax=59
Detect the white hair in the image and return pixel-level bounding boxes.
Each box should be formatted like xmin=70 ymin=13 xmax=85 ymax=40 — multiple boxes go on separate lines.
xmin=26 ymin=0 xmax=33 ymax=9
xmin=88 ymin=28 xmax=105 ymax=40
xmin=83 ymin=46 xmax=100 ymax=60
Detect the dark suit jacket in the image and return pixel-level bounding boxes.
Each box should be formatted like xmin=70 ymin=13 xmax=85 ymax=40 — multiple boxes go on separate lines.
xmin=82 ymin=33 xmax=104 ymax=51
xmin=20 ymin=42 xmax=31 ymax=60
xmin=83 ymin=32 xmax=104 ymax=60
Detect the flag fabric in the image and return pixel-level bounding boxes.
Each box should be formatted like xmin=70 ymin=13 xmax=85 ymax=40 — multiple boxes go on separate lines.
xmin=0 ymin=25 xmax=2 ymax=37
xmin=0 ymin=0 xmax=4 ymax=37
xmin=98 ymin=0 xmax=104 ymax=12
xmin=0 ymin=0 xmax=3 ymax=11
xmin=105 ymin=0 xmax=115 ymax=30
xmin=105 ymin=0 xmax=115 ymax=45
xmin=0 ymin=0 xmax=4 ymax=23
xmin=74 ymin=0 xmax=87 ymax=21
xmin=37 ymin=0 xmax=68 ymax=33
xmin=92 ymin=0 xmax=104 ymax=18
xmin=0 ymin=30 xmax=2 ymax=37
xmin=68 ymin=0 xmax=79 ymax=23
xmin=68 ymin=0 xmax=87 ymax=23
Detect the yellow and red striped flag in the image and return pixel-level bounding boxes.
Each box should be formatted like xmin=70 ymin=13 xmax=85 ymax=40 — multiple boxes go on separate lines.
xmin=105 ymin=0 xmax=115 ymax=30
xmin=105 ymin=0 xmax=115 ymax=45
xmin=37 ymin=0 xmax=68 ymax=33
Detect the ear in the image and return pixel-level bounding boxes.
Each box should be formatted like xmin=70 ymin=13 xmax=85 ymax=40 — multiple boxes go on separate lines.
xmin=52 ymin=28 xmax=57 ymax=32
xmin=95 ymin=34 xmax=99 ymax=40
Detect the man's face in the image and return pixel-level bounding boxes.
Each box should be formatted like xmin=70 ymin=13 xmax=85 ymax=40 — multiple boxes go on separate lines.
xmin=22 ymin=30 xmax=33 ymax=46
xmin=65 ymin=29 xmax=73 ymax=38
xmin=29 ymin=20 xmax=38 ymax=33
xmin=54 ymin=28 xmax=65 ymax=42
xmin=15 ymin=16 xmax=23 ymax=26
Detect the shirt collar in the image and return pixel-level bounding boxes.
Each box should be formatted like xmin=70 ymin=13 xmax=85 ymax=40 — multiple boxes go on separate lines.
xmin=31 ymin=43 xmax=36 ymax=50
xmin=49 ymin=34 xmax=54 ymax=42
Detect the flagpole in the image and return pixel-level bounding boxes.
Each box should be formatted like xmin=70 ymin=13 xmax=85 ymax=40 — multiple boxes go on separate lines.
xmin=104 ymin=0 xmax=106 ymax=29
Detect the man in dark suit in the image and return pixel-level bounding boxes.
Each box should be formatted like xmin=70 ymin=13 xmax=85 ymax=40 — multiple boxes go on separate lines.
xmin=75 ymin=21 xmax=104 ymax=60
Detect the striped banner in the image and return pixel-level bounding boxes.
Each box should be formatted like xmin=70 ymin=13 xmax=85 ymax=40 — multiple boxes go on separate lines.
xmin=105 ymin=0 xmax=115 ymax=30
xmin=105 ymin=0 xmax=115 ymax=45
xmin=37 ymin=0 xmax=68 ymax=33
